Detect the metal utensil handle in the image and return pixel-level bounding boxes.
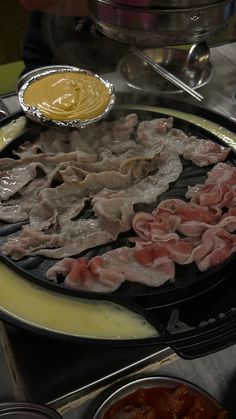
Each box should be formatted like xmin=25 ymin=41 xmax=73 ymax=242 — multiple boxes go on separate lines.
xmin=131 ymin=47 xmax=204 ymax=102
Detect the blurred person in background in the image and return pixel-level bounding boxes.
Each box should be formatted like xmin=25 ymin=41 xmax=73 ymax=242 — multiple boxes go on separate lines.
xmin=19 ymin=0 xmax=128 ymax=74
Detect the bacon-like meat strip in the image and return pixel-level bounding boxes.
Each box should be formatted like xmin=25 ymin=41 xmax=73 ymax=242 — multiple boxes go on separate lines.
xmin=45 ymin=224 xmax=236 ymax=292
xmin=0 ymin=177 xmax=47 ymax=222
xmin=134 ymin=240 xmax=196 ymax=265
xmin=137 ymin=118 xmax=230 ymax=167
xmin=1 ymin=225 xmax=62 ymax=260
xmin=186 ymin=162 xmax=236 ymax=207
xmin=196 ymin=228 xmax=236 ymax=271
xmin=0 ymin=115 xmax=231 ymax=263
xmin=92 ymin=154 xmax=183 ymax=225
xmin=132 ymin=199 xmax=221 ymax=243
xmin=0 ymin=163 xmax=47 ymax=201
xmin=46 ymin=246 xmax=175 ymax=292
xmin=1 ymin=154 xmax=182 ymax=259
xmin=15 ymin=113 xmax=139 ymax=158
xmin=179 ymin=213 xmax=236 ymax=237
xmin=45 ymin=163 xmax=236 ymax=292
xmin=1 ymin=218 xmax=128 ymax=260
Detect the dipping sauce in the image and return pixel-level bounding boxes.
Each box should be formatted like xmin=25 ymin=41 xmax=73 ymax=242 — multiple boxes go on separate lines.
xmin=102 ymin=384 xmax=228 ymax=419
xmin=23 ymin=71 xmax=112 ymax=121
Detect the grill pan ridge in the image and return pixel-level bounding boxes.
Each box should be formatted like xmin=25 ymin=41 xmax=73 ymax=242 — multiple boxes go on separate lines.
xmin=1 ymin=95 xmax=236 ymax=358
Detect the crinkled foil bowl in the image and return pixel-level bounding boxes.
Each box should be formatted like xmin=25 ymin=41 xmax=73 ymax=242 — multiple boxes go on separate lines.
xmin=18 ymin=67 xmax=115 ymax=129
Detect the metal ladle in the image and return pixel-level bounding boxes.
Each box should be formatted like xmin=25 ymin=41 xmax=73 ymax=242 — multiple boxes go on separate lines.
xmin=185 ymin=42 xmax=210 ymax=78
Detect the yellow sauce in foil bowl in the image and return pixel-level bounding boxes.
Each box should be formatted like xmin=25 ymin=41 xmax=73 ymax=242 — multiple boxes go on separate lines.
xmin=18 ymin=67 xmax=115 ymax=128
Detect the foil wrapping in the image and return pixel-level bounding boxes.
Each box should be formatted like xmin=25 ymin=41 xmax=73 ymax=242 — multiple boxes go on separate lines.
xmin=18 ymin=67 xmax=115 ymax=129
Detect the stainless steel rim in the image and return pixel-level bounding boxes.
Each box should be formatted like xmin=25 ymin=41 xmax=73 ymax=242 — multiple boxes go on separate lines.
xmin=91 ymin=0 xmax=234 ymax=12
xmin=89 ymin=0 xmax=235 ymax=45
xmin=93 ymin=375 xmax=222 ymax=419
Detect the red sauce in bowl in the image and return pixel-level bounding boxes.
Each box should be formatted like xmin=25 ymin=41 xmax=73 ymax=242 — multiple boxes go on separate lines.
xmin=102 ymin=384 xmax=228 ymax=419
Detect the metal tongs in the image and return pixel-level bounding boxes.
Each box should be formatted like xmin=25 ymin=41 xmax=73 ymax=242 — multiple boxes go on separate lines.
xmin=131 ymin=46 xmax=204 ymax=102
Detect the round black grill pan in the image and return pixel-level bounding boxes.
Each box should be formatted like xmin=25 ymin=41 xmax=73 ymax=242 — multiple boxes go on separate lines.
xmin=1 ymin=95 xmax=236 ymax=358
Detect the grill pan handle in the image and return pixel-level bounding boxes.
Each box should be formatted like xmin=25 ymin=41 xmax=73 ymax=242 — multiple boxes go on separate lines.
xmin=162 ymin=315 xmax=236 ymax=359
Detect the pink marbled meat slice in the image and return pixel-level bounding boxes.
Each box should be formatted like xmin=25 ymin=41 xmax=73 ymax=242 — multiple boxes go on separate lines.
xmin=196 ymin=229 xmax=236 ymax=271
xmin=0 ymin=114 xmax=231 ymax=265
xmin=45 ymin=161 xmax=236 ymax=291
xmin=46 ymin=247 xmax=175 ymax=293
xmin=132 ymin=211 xmax=180 ymax=243
xmin=1 ymin=225 xmax=63 ymax=260
xmin=179 ymin=213 xmax=236 ymax=237
xmin=186 ymin=162 xmax=236 ymax=207
xmin=156 ymin=199 xmax=221 ymax=222
xmin=137 ymin=118 xmax=230 ymax=167
xmin=1 ymin=218 xmax=126 ymax=261
xmin=46 ymin=225 xmax=236 ymax=292
xmin=134 ymin=225 xmax=236 ymax=270
xmin=132 ymin=199 xmax=221 ymax=243
xmin=181 ymin=138 xmax=230 ymax=167
xmin=134 ymin=240 xmax=196 ymax=265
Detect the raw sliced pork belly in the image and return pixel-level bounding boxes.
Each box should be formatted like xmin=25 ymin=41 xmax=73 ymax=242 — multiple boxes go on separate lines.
xmin=132 ymin=199 xmax=221 ymax=243
xmin=186 ymin=162 xmax=236 ymax=207
xmin=2 ymin=218 xmax=129 ymax=261
xmin=46 ymin=247 xmax=175 ymax=293
xmin=46 ymin=225 xmax=236 ymax=292
xmin=196 ymin=228 xmax=236 ymax=271
xmin=46 ymin=162 xmax=236 ymax=292
xmin=1 ymin=154 xmax=183 ymax=259
xmin=137 ymin=117 xmax=230 ymax=167
xmin=0 ymin=114 xmax=231 ymax=263
xmin=132 ymin=198 xmax=236 ymax=242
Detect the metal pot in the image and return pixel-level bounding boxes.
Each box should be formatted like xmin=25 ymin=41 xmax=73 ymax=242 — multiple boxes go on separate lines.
xmin=104 ymin=0 xmax=224 ymax=7
xmin=88 ymin=0 xmax=236 ymax=46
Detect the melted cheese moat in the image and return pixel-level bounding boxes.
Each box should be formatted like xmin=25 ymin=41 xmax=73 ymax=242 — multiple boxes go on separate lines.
xmin=0 ymin=263 xmax=158 ymax=339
